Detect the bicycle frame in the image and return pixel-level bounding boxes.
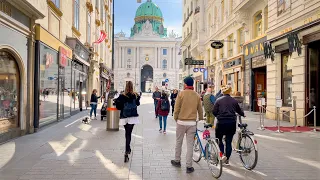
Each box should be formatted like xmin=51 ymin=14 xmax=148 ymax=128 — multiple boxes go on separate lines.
xmin=195 ymin=130 xmax=207 ymax=157
xmin=234 ymin=116 xmax=258 ymax=152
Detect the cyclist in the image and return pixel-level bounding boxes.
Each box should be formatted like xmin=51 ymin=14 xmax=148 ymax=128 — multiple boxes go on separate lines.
xmin=213 ymin=85 xmax=245 ymax=165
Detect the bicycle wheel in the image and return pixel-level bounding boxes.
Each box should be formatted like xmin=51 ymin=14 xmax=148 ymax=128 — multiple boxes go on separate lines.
xmin=205 ymin=140 xmax=223 ymax=178
xmin=239 ymin=134 xmax=258 ymax=170
xmin=193 ymin=135 xmax=202 ymax=162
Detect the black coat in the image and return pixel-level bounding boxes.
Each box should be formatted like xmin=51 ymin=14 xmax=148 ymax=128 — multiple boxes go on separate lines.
xmin=115 ymin=93 xmax=141 ymax=119
xmin=213 ymin=94 xmax=245 ymax=124
xmin=170 ymin=93 xmax=178 ymax=106
xmin=90 ymin=94 xmax=100 ymax=103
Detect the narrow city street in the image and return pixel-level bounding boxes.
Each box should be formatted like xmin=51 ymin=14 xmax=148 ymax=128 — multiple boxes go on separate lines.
xmin=0 ymin=95 xmax=319 ymax=180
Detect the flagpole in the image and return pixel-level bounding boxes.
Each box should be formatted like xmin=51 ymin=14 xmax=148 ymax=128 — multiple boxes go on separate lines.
xmin=111 ymin=0 xmax=115 ymax=91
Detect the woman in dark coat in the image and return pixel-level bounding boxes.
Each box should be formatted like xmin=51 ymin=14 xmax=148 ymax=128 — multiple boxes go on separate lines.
xmin=170 ymin=89 xmax=178 ymax=116
xmin=90 ymin=89 xmax=100 ymax=120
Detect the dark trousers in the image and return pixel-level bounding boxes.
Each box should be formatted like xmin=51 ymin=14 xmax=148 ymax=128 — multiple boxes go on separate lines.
xmin=215 ymin=121 xmax=236 ymax=160
xmin=124 ymin=124 xmax=135 ymax=153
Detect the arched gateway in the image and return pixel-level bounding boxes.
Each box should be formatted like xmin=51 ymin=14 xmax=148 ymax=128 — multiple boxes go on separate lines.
xmin=140 ymin=65 xmax=153 ymax=92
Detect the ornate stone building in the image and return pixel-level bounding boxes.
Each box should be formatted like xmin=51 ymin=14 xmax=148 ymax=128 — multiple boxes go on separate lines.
xmin=114 ymin=0 xmax=181 ymax=92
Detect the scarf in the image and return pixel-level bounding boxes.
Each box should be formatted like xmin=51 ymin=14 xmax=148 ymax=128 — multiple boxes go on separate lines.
xmin=185 ymin=86 xmax=194 ymax=90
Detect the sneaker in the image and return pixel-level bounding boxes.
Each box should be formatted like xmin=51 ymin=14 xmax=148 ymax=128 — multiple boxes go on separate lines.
xmin=224 ymin=159 xmax=230 ymax=166
xmin=170 ymin=160 xmax=181 ymax=167
xmin=221 ymin=155 xmax=227 ymax=163
xmin=159 ymin=129 xmax=162 ymax=133
xmin=186 ymin=167 xmax=195 ymax=173
xmin=163 ymin=131 xmax=166 ymax=134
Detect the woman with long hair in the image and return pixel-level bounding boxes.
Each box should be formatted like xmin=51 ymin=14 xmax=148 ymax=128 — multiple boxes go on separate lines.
xmin=115 ymin=81 xmax=140 ymax=163
xmin=156 ymin=92 xmax=170 ymax=134
xmin=90 ymin=89 xmax=100 ymax=120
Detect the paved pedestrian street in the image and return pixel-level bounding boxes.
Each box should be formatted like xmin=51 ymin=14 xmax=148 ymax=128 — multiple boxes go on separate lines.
xmin=0 ymin=97 xmax=320 ymax=180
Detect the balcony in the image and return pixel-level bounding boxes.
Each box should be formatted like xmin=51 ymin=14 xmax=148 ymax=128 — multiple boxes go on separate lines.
xmin=194 ymin=6 xmax=200 ymax=15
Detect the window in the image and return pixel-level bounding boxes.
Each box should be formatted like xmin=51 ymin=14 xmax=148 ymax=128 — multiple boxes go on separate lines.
xmin=264 ymin=6 xmax=268 ymax=32
xmin=238 ymin=28 xmax=245 ymax=53
xmin=87 ymin=11 xmax=91 ymax=43
xmin=281 ymin=52 xmax=292 ymax=106
xmin=162 ymin=59 xmax=167 ymax=69
xmin=228 ymin=34 xmax=233 ymax=57
xmin=254 ymin=11 xmax=262 ymax=38
xmin=127 ymin=59 xmax=132 ymax=69
xmin=179 ymin=60 xmax=183 ymax=69
xmin=221 ymin=0 xmax=224 ymax=21
xmin=127 ymin=48 xmax=131 ymax=55
xmin=73 ymin=0 xmax=80 ymax=30
xmin=277 ymin=0 xmax=290 ymax=16
xmin=163 ymin=49 xmax=167 ymax=55
xmin=179 ymin=74 xmax=182 ymax=80
xmin=50 ymin=0 xmax=60 ymax=8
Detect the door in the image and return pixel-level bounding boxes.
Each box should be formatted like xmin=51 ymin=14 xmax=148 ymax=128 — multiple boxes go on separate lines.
xmin=79 ymin=82 xmax=83 ymax=111
xmin=254 ymin=70 xmax=266 ymax=112
xmin=306 ymin=42 xmax=320 ymax=126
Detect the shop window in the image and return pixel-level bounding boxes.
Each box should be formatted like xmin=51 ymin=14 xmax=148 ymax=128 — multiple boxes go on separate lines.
xmin=237 ymin=72 xmax=241 ymax=95
xmin=127 ymin=48 xmax=131 ymax=55
xmin=0 ymin=51 xmax=19 ymax=129
xmin=238 ymin=28 xmax=245 ymax=53
xmin=277 ymin=0 xmax=290 ymax=16
xmin=87 ymin=10 xmax=91 ymax=44
xmin=227 ymin=73 xmax=235 ymax=92
xmin=228 ymin=34 xmax=233 ymax=57
xmin=282 ymin=53 xmax=292 ymax=106
xmin=162 ymin=59 xmax=167 ymax=70
xmin=50 ymin=0 xmax=60 ymax=8
xmin=127 ymin=59 xmax=132 ymax=69
xmin=163 ymin=49 xmax=167 ymax=55
xmin=73 ymin=0 xmax=80 ymax=30
xmin=253 ymin=11 xmax=262 ymax=38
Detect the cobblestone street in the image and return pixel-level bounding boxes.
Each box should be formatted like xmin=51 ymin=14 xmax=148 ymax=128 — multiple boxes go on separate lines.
xmin=0 ymin=96 xmax=320 ymax=180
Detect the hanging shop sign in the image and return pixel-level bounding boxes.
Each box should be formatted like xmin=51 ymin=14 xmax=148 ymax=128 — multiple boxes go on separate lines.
xmin=243 ymin=36 xmax=267 ymax=60
xmin=185 ymin=58 xmax=204 ymax=65
xmin=287 ymin=32 xmax=302 ymax=56
xmin=211 ymin=41 xmax=224 ymax=49
xmin=263 ymin=41 xmax=275 ymax=61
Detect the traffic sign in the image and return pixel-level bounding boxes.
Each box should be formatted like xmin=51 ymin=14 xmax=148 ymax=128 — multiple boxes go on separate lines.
xmin=165 ymin=78 xmax=169 ymax=83
xmin=185 ymin=58 xmax=204 ymax=65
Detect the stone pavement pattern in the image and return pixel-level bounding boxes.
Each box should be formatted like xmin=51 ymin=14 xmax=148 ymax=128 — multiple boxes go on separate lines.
xmin=0 ymin=95 xmax=320 ymax=180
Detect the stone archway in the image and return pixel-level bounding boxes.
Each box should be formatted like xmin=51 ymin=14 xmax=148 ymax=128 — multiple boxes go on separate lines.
xmin=140 ymin=65 xmax=153 ymax=92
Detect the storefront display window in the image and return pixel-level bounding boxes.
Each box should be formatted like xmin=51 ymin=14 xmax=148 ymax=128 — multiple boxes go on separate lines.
xmin=237 ymin=72 xmax=241 ymax=94
xmin=282 ymin=53 xmax=292 ymax=106
xmin=39 ymin=44 xmax=58 ymax=122
xmin=0 ymin=51 xmax=19 ymax=130
xmin=227 ymin=73 xmax=235 ymax=92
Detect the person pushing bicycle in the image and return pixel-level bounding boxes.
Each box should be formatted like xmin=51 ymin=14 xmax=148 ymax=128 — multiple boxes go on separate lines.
xmin=212 ymin=85 xmax=245 ymax=165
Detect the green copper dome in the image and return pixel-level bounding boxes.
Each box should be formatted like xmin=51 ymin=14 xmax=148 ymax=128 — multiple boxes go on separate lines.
xmin=135 ymin=0 xmax=163 ymax=20
xmin=131 ymin=0 xmax=167 ymax=37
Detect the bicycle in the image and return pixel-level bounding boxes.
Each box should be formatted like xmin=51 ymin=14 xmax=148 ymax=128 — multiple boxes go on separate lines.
xmin=232 ymin=115 xmax=258 ymax=170
xmin=193 ymin=121 xmax=223 ymax=178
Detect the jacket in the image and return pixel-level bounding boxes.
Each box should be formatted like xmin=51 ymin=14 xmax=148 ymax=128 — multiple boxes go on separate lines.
xmin=203 ymin=94 xmax=215 ymax=112
xmin=213 ymin=94 xmax=245 ymax=123
xmin=115 ymin=93 xmax=141 ymax=119
xmin=170 ymin=93 xmax=178 ymax=106
xmin=152 ymin=91 xmax=161 ymax=102
xmin=173 ymin=89 xmax=203 ymax=121
xmin=90 ymin=94 xmax=100 ymax=104
xmin=156 ymin=98 xmax=170 ymax=116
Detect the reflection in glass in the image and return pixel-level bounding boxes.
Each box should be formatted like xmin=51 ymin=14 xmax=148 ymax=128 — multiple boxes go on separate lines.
xmin=0 ymin=51 xmax=19 ymax=130
xmin=282 ymin=53 xmax=292 ymax=106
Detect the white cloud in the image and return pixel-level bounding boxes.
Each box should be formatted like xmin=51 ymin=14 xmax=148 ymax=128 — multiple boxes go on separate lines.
xmin=166 ymin=25 xmax=182 ymax=36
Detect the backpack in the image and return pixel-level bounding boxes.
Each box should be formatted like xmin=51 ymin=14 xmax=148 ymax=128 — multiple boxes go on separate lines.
xmin=122 ymin=99 xmax=138 ymax=118
xmin=160 ymin=100 xmax=169 ymax=111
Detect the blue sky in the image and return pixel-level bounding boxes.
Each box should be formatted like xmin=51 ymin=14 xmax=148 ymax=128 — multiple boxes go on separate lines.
xmin=114 ymin=0 xmax=182 ymax=37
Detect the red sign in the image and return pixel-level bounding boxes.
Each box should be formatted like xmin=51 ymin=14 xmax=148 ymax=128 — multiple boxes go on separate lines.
xmin=59 ymin=46 xmax=68 ymax=67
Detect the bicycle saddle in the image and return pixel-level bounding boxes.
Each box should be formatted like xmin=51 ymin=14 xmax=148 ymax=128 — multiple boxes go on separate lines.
xmin=238 ymin=123 xmax=248 ymax=128
xmin=204 ymin=123 xmax=213 ymax=128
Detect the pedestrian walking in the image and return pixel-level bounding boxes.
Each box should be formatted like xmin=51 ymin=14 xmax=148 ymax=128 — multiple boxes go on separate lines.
xmin=213 ymin=85 xmax=245 ymax=165
xmin=203 ymin=88 xmax=221 ymax=127
xmin=90 ymin=89 xmax=101 ymax=120
xmin=171 ymin=76 xmax=203 ymax=174
xmin=156 ymin=92 xmax=170 ymax=134
xmin=115 ymin=81 xmax=140 ymax=163
xmin=152 ymin=87 xmax=161 ymax=118
xmin=170 ymin=89 xmax=178 ymax=116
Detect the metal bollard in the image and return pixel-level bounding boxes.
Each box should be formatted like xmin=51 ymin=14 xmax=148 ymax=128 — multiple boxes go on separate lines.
xmin=275 ymin=107 xmax=283 ymax=133
xmin=291 ymin=97 xmax=301 ymax=133
xmin=262 ymin=105 xmax=265 ymax=129
xmin=313 ymin=106 xmax=317 ymax=132
xmin=257 ymin=105 xmax=265 ymax=130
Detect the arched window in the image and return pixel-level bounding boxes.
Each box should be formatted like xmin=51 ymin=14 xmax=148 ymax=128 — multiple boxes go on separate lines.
xmin=127 ymin=59 xmax=132 ymax=69
xmin=253 ymin=11 xmax=262 ymax=38
xmin=162 ymin=59 xmax=167 ymax=69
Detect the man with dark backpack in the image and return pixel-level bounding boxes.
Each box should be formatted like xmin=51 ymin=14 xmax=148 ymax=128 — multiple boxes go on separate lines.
xmin=156 ymin=92 xmax=170 ymax=134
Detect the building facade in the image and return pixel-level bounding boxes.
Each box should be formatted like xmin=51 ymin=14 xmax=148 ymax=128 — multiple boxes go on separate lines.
xmin=0 ymin=0 xmax=44 ymax=142
xmin=265 ymin=0 xmax=320 ymax=126
xmin=27 ymin=0 xmax=113 ymax=130
xmin=114 ymin=0 xmax=181 ymax=92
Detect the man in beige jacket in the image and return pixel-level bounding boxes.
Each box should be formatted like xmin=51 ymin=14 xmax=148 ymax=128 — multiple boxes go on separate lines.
xmin=171 ymin=76 xmax=203 ymax=173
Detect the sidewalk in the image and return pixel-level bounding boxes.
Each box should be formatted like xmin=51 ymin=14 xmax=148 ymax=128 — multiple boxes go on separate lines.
xmin=0 ymin=100 xmax=319 ymax=180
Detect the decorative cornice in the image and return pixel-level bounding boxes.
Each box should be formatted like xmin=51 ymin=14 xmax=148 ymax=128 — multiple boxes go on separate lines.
xmin=134 ymin=16 xmax=163 ymax=23
xmin=72 ymin=26 xmax=81 ymax=37
xmin=86 ymin=2 xmax=93 ymax=13
xmin=47 ymin=0 xmax=63 ymax=17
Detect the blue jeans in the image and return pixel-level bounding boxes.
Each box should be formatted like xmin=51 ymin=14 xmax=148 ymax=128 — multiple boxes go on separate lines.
xmin=90 ymin=104 xmax=97 ymax=117
xmin=154 ymin=101 xmax=158 ymax=115
xmin=159 ymin=115 xmax=167 ymax=131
